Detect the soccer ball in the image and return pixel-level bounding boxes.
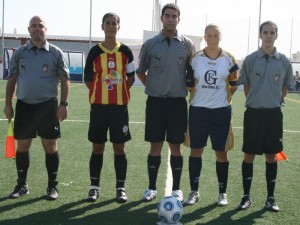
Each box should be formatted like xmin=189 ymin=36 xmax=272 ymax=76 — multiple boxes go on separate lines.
xmin=157 ymin=196 xmax=183 ymax=224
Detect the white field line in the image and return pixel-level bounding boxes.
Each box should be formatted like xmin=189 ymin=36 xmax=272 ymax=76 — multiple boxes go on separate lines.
xmin=285 ymin=97 xmax=300 ymax=103
xmin=231 ymin=126 xmax=300 ymax=134
xmin=1 ymin=118 xmax=298 ymax=197
xmin=165 ymin=149 xmax=173 ymax=197
xmin=163 ymin=126 xmax=300 ymax=199
xmin=1 ymin=119 xmax=299 ymax=134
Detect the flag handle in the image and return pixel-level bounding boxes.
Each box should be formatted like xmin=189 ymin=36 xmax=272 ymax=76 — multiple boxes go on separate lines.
xmin=5 ymin=120 xmax=16 ymax=159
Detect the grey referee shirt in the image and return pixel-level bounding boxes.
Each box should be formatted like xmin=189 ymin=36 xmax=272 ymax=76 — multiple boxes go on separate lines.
xmin=237 ymin=48 xmax=295 ymax=108
xmin=136 ymin=31 xmax=195 ymax=98
xmin=9 ymin=40 xmax=69 ymax=104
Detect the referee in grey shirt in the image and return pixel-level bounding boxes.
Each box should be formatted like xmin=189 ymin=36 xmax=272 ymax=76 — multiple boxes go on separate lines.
xmin=237 ymin=21 xmax=295 ymax=212
xmin=136 ymin=3 xmax=195 ymax=202
xmin=4 ymin=15 xmax=70 ymax=201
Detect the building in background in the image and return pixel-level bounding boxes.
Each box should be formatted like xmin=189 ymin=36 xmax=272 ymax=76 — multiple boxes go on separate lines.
xmin=0 ymin=34 xmax=142 ymax=84
xmin=0 ymin=33 xmax=202 ymax=85
xmin=292 ymin=51 xmax=300 ymax=62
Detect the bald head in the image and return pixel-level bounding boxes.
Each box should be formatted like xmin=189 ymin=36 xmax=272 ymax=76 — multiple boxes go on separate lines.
xmin=28 ymin=16 xmax=47 ymax=46
xmin=29 ymin=16 xmax=46 ymax=27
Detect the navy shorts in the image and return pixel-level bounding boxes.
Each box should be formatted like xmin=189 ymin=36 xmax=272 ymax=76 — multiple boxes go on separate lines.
xmin=242 ymin=107 xmax=283 ymax=155
xmin=145 ymin=96 xmax=187 ymax=144
xmin=14 ymin=98 xmax=60 ymax=140
xmin=88 ymin=104 xmax=131 ymax=144
xmin=189 ymin=106 xmax=231 ymax=151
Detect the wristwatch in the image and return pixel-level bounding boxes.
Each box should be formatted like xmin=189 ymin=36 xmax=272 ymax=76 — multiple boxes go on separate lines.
xmin=60 ymin=101 xmax=68 ymax=107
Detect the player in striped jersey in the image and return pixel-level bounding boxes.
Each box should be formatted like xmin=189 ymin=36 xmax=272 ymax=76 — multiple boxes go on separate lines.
xmin=185 ymin=24 xmax=238 ymax=206
xmin=84 ymin=12 xmax=135 ymax=203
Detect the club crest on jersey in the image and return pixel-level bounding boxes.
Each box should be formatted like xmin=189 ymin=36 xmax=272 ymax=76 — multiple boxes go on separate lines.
xmin=204 ymin=70 xmax=218 ymax=84
xmin=202 ymin=70 xmax=219 ymax=89
xmin=274 ymin=74 xmax=280 ymax=84
xmin=43 ymin=64 xmax=49 ymax=72
xmin=108 ymin=61 xmax=116 ymax=69
xmin=179 ymin=57 xmax=185 ymax=65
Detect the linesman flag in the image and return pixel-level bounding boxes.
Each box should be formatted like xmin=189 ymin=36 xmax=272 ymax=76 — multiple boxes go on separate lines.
xmin=275 ymin=151 xmax=288 ymax=161
xmin=5 ymin=120 xmax=16 ymax=158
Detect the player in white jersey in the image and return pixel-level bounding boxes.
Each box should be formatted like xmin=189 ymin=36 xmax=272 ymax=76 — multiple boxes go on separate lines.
xmin=189 ymin=49 xmax=237 ymax=108
xmin=185 ymin=24 xmax=238 ymax=206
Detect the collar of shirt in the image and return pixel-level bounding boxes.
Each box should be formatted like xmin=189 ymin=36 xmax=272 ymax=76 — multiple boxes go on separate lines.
xmin=258 ymin=47 xmax=280 ymax=60
xmin=27 ymin=39 xmax=50 ymax=52
xmin=158 ymin=30 xmax=183 ymax=42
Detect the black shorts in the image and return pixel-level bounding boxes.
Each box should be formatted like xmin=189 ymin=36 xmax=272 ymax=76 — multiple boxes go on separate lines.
xmin=145 ymin=96 xmax=187 ymax=144
xmin=88 ymin=104 xmax=131 ymax=144
xmin=189 ymin=106 xmax=231 ymax=151
xmin=242 ymin=107 xmax=283 ymax=155
xmin=14 ymin=98 xmax=60 ymax=140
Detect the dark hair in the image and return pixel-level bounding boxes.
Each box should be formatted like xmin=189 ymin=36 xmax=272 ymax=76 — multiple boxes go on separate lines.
xmin=102 ymin=12 xmax=120 ymax=24
xmin=161 ymin=3 xmax=180 ymax=17
xmin=204 ymin=24 xmax=221 ymax=35
xmin=259 ymin=20 xmax=278 ymax=34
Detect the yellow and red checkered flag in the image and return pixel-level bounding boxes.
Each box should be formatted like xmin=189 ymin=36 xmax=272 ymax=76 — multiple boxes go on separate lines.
xmin=5 ymin=120 xmax=16 ymax=158
xmin=275 ymin=151 xmax=288 ymax=161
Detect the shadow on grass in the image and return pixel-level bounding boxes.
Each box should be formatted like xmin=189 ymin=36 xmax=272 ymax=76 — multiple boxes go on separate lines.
xmin=0 ymin=196 xmax=45 ymax=213
xmin=0 ymin=198 xmax=160 ymax=225
xmin=202 ymin=208 xmax=266 ymax=225
xmin=182 ymin=202 xmax=217 ymax=224
xmin=182 ymin=202 xmax=266 ymax=225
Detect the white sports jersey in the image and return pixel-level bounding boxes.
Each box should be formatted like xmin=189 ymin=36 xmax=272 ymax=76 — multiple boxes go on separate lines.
xmin=189 ymin=49 xmax=238 ymax=108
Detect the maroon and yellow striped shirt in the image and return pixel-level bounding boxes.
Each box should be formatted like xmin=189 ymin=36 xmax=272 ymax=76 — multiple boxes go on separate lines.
xmin=84 ymin=42 xmax=135 ymax=105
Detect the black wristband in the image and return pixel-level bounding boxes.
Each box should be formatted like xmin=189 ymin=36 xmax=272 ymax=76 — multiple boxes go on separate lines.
xmin=60 ymin=101 xmax=68 ymax=106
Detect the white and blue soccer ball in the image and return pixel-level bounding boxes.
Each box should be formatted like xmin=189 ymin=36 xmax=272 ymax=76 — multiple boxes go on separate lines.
xmin=157 ymin=196 xmax=183 ymax=224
